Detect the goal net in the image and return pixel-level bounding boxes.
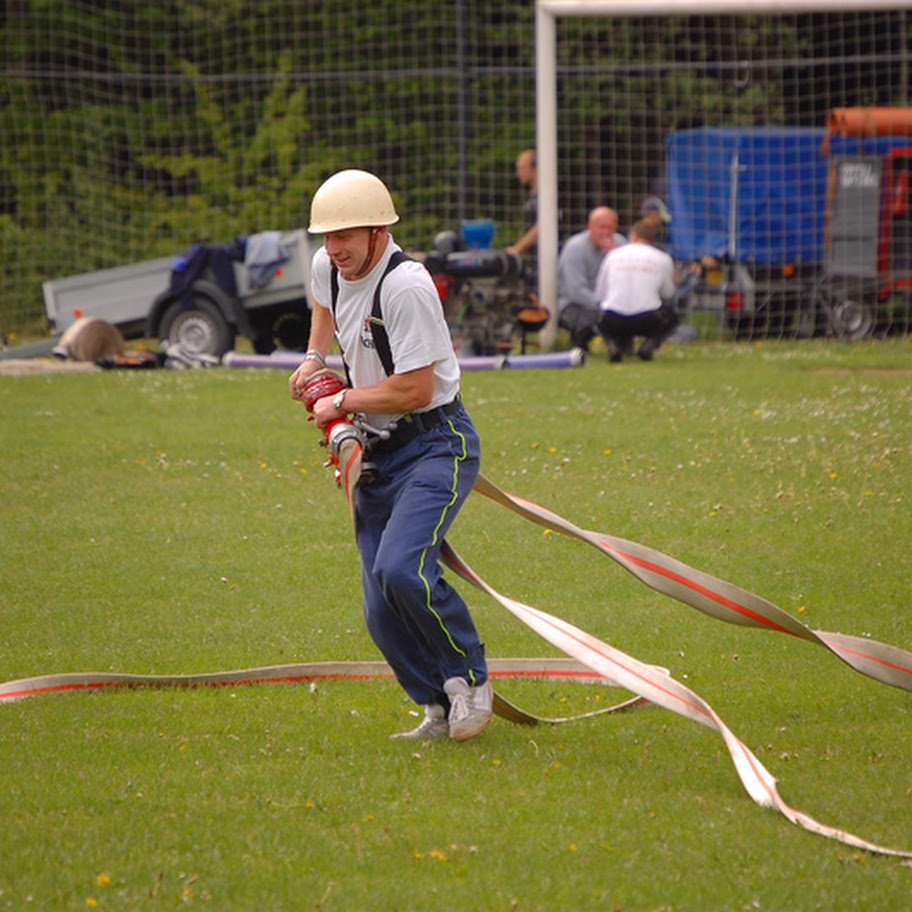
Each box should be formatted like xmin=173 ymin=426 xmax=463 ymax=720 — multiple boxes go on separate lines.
xmin=536 ymin=0 xmax=912 ymax=343
xmin=1 ymin=1 xmax=911 ymax=345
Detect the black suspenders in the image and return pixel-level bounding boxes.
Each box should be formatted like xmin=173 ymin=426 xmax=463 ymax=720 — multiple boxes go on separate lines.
xmin=330 ymin=250 xmax=411 ymax=379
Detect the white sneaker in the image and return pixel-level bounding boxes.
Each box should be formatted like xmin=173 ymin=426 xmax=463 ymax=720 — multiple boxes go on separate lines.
xmin=444 ymin=677 xmax=493 ymax=742
xmin=390 ymin=704 xmax=448 ymax=740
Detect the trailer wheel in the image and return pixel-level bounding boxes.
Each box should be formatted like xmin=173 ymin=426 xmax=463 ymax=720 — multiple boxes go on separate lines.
xmin=159 ymin=297 xmax=234 ymax=358
xmin=830 ymin=298 xmax=874 ymax=341
xmin=815 ymin=280 xmax=874 ymax=341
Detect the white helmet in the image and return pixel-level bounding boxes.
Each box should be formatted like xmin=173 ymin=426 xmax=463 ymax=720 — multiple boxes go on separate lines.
xmin=308 ymin=169 xmax=400 ymax=233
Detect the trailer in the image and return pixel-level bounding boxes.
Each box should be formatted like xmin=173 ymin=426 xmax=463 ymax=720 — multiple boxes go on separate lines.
xmin=665 ymin=111 xmax=912 ymax=339
xmin=813 ymin=109 xmax=912 ymax=339
xmin=43 ymin=229 xmax=312 ymax=357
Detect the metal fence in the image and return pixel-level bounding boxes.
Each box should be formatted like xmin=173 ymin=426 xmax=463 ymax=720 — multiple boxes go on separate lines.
xmin=2 ymin=2 xmax=911 ymax=345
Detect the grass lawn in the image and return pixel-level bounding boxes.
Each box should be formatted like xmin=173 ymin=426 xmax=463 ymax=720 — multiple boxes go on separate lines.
xmin=1 ymin=339 xmax=911 ymax=910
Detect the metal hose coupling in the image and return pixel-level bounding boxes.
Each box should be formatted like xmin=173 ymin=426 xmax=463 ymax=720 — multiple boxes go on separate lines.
xmin=326 ymin=419 xmax=366 ymax=460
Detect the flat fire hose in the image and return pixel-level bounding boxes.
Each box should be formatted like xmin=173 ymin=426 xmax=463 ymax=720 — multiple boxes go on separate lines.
xmin=456 ymin=472 xmax=912 ymax=859
xmin=0 ymin=658 xmax=645 ymax=724
xmin=333 ymin=435 xmax=912 ymax=858
xmin=4 ymin=434 xmax=911 ymax=859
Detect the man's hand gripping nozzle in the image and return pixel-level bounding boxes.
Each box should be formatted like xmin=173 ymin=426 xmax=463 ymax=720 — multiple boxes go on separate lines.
xmin=301 ymin=369 xmax=399 ymax=487
xmin=300 ymin=370 xmax=364 ymax=486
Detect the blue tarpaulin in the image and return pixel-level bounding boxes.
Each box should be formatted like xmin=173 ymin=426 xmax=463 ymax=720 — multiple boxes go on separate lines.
xmin=665 ymin=127 xmax=911 ymax=264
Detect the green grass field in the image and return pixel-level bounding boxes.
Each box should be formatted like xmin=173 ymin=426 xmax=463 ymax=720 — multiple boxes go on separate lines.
xmin=2 ymin=339 xmax=911 ymax=911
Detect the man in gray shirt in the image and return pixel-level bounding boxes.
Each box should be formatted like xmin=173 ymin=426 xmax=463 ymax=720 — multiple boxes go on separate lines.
xmin=557 ymin=206 xmax=625 ymax=352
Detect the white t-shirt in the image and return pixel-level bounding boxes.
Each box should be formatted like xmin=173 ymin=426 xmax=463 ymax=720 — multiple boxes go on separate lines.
xmin=595 ymin=241 xmax=676 ymax=316
xmin=310 ymin=237 xmax=459 ymax=429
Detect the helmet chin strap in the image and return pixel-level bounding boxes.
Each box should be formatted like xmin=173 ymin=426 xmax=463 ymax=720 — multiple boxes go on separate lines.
xmin=350 ymin=227 xmax=384 ymax=279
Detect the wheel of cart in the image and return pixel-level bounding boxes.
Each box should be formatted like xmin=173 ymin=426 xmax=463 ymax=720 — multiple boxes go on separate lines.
xmin=153 ymin=281 xmax=236 ymax=358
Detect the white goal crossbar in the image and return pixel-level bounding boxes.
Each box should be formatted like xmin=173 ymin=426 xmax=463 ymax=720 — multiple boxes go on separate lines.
xmin=534 ymin=0 xmax=912 ymax=347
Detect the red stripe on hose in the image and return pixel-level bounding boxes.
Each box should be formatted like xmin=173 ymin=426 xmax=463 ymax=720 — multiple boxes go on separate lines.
xmin=598 ymin=538 xmax=800 ymax=637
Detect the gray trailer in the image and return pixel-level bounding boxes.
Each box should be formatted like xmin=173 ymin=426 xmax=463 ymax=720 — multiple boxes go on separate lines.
xmin=43 ymin=229 xmax=312 ymax=357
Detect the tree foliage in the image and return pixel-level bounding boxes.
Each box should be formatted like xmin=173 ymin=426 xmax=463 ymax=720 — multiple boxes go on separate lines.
xmin=0 ymin=2 xmax=908 ymax=333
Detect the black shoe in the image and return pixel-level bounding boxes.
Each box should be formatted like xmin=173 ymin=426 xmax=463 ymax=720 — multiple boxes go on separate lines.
xmin=606 ymin=339 xmax=622 ymax=363
xmin=637 ymin=337 xmax=658 ymax=361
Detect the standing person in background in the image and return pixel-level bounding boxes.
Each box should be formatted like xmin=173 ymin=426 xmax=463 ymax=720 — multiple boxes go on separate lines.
xmin=638 ymin=194 xmax=672 ymax=248
xmin=505 ymin=148 xmax=539 ymax=300
xmin=595 ymin=218 xmax=679 ymax=362
xmin=288 ymin=169 xmax=492 ymax=743
xmin=639 ymin=194 xmax=672 ymax=229
xmin=557 ymin=206 xmax=626 ymax=353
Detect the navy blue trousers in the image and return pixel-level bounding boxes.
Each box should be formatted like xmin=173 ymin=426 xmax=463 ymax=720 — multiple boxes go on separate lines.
xmin=355 ymin=406 xmax=487 ymax=709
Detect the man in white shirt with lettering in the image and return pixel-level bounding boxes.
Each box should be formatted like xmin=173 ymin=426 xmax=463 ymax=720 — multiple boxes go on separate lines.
xmin=594 ymin=218 xmax=679 ymax=362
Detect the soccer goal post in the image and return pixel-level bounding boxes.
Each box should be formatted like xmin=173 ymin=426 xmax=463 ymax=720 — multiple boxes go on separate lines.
xmin=535 ymin=0 xmax=912 ymax=348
